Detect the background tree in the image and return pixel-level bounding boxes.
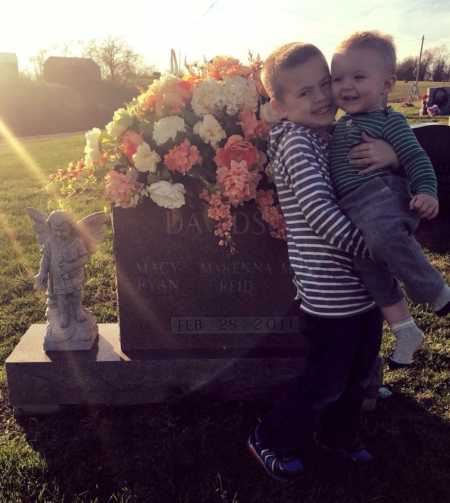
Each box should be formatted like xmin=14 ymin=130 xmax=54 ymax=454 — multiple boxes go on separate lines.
xmin=29 ymin=48 xmax=48 ymax=80
xmin=397 ymin=46 xmax=450 ymax=82
xmin=397 ymin=56 xmax=416 ymax=81
xmin=418 ymin=49 xmax=436 ymax=81
xmin=82 ymin=36 xmax=153 ymax=85
xmin=430 ymin=45 xmax=450 ymax=82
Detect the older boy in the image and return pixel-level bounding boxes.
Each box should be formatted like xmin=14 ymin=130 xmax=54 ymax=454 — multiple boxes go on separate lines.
xmin=330 ymin=31 xmax=450 ymax=365
xmin=247 ymin=42 xmax=396 ymax=481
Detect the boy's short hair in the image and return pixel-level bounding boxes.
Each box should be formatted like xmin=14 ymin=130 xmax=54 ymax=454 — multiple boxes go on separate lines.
xmin=336 ymin=31 xmax=397 ymax=74
xmin=262 ymin=42 xmax=325 ymax=101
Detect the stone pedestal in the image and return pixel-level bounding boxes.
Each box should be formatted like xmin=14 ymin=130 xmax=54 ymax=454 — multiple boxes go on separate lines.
xmin=44 ymin=306 xmax=98 ymax=351
xmin=5 ymin=324 xmax=306 ymax=414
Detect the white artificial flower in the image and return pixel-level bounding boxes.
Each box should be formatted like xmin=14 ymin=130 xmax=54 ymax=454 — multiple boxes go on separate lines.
xmin=193 ymin=114 xmax=226 ymax=147
xmin=85 ymin=127 xmax=101 ymax=146
xmin=133 ymin=142 xmax=161 ymax=173
xmin=105 ymin=108 xmax=134 ymax=138
xmin=223 ymin=76 xmax=258 ymax=115
xmin=191 ymin=79 xmax=224 ymax=117
xmin=147 ymin=181 xmax=186 ymax=209
xmin=84 ymin=146 xmax=101 ymax=166
xmin=153 ymin=116 xmax=186 ymax=145
xmin=84 ymin=128 xmax=102 ymax=166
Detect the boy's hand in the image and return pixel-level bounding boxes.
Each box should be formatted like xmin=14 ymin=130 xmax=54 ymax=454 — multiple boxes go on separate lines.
xmin=349 ymin=132 xmax=399 ymax=174
xmin=409 ymin=193 xmax=439 ymax=220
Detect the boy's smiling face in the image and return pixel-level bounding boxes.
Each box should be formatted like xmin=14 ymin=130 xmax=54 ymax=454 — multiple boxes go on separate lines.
xmin=273 ymin=55 xmax=336 ymax=128
xmin=331 ymin=48 xmax=396 ymax=114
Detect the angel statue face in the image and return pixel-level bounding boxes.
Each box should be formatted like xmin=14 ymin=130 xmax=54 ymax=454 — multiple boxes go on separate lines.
xmin=47 ymin=211 xmax=75 ymax=241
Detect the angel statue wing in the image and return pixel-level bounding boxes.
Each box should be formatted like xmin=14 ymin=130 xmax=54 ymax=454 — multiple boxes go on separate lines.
xmin=26 ymin=208 xmax=50 ymax=247
xmin=77 ymin=212 xmax=110 ymax=254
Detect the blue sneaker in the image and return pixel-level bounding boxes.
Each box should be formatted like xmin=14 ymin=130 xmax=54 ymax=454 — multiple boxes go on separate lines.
xmin=319 ymin=437 xmax=373 ymax=464
xmin=247 ymin=428 xmax=304 ymax=482
xmin=345 ymin=446 xmax=373 ymax=463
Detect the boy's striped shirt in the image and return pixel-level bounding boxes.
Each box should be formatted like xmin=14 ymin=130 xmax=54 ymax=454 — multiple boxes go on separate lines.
xmin=330 ymin=108 xmax=437 ymax=199
xmin=268 ymin=120 xmax=375 ymax=318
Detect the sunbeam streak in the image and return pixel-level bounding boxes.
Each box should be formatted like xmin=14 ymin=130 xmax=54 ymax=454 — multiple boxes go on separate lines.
xmin=0 ymin=211 xmax=35 ymax=279
xmin=0 ymin=119 xmax=49 ymax=188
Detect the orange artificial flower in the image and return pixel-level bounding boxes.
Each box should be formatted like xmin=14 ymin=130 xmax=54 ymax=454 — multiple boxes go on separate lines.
xmin=215 ymin=135 xmax=259 ymax=169
xmin=207 ymin=56 xmax=251 ymax=80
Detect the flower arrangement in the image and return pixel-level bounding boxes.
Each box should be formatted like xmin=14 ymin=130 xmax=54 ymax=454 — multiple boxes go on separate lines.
xmin=48 ymin=55 xmax=286 ymax=252
xmin=427 ymin=104 xmax=441 ymax=117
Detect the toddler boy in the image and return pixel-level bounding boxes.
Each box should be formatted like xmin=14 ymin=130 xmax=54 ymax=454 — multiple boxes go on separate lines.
xmin=330 ymin=31 xmax=450 ymax=365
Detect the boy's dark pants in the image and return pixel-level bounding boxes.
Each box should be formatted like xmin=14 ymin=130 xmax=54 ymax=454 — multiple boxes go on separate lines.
xmin=258 ymin=307 xmax=383 ymax=452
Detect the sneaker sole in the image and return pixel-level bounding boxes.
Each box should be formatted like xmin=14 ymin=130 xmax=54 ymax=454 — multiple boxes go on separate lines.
xmin=388 ymin=358 xmax=413 ymax=369
xmin=247 ymin=437 xmax=292 ymax=483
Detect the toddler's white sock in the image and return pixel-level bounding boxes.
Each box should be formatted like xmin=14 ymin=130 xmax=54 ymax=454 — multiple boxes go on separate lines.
xmin=432 ymin=284 xmax=450 ymax=316
xmin=390 ymin=318 xmax=424 ymax=366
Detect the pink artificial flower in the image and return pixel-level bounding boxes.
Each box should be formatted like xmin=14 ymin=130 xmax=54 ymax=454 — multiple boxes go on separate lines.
xmin=239 ymin=110 xmax=270 ymax=140
xmin=141 ymin=78 xmax=194 ymax=115
xmin=256 ymin=189 xmax=286 ymax=240
xmin=105 ymin=170 xmax=141 ymax=208
xmin=201 ymin=191 xmax=235 ymax=250
xmin=164 ymin=140 xmax=202 ymax=175
xmin=217 ymin=160 xmax=261 ymax=206
xmin=121 ymin=131 xmax=143 ymax=161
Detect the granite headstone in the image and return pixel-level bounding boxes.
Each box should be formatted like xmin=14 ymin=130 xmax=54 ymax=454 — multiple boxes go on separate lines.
xmin=113 ymin=199 xmax=303 ymax=355
xmin=413 ymin=124 xmax=450 ymax=252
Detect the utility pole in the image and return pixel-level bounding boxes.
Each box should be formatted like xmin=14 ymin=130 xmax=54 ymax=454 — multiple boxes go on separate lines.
xmin=415 ymin=35 xmax=425 ymax=88
xmin=410 ymin=35 xmax=424 ymax=102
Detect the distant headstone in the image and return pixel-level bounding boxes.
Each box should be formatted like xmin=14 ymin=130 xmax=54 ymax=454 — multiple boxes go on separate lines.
xmin=0 ymin=53 xmax=19 ymax=81
xmin=413 ymin=124 xmax=450 ymax=251
xmin=113 ymin=200 xmax=303 ymax=355
xmin=427 ymin=87 xmax=450 ymax=115
xmin=44 ymin=57 xmax=101 ymax=87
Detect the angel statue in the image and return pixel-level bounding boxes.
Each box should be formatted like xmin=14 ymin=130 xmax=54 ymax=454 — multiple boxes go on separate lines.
xmin=27 ymin=208 xmax=108 ymax=351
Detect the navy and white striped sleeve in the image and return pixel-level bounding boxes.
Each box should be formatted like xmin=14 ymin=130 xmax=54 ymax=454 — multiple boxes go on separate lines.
xmin=281 ymin=131 xmax=368 ymax=258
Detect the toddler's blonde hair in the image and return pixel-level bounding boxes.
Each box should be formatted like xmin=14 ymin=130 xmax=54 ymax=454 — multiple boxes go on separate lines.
xmin=336 ymin=31 xmax=397 ymax=74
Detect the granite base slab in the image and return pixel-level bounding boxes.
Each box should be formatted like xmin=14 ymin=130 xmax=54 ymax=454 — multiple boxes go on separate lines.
xmin=5 ymin=324 xmax=306 ymax=414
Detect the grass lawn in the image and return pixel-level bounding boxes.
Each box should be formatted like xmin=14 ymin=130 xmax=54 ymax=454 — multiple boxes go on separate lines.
xmin=0 ymin=112 xmax=449 ymax=502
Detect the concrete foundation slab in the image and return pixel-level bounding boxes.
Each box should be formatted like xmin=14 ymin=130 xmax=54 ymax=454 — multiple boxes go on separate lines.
xmin=5 ymin=324 xmax=306 ymax=412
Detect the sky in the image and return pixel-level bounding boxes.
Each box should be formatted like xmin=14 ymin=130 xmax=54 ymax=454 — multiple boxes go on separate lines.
xmin=1 ymin=0 xmax=450 ymax=72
